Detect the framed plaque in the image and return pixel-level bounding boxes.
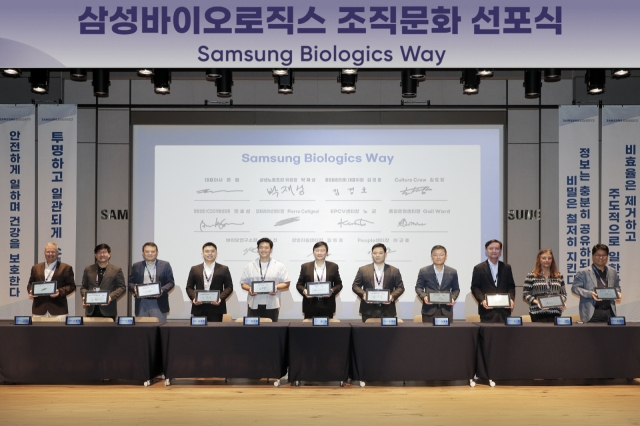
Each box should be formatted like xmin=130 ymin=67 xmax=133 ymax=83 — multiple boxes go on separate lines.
xmin=14 ymin=316 xmax=32 ymax=325
xmin=538 ymin=295 xmax=564 ymax=309
xmin=85 ymin=291 xmax=109 ymax=305
xmin=191 ymin=317 xmax=207 ymax=326
xmin=66 ymin=316 xmax=83 ymax=325
xmin=307 ymin=282 xmax=332 ymax=297
xmin=486 ymin=293 xmax=511 ymax=308
xmin=366 ymin=289 xmax=390 ymax=303
xmin=118 ymin=316 xmax=135 ymax=326
xmin=609 ymin=316 xmax=626 ymax=326
xmin=433 ymin=317 xmax=450 ymax=326
xmin=196 ymin=290 xmax=220 ymax=304
xmin=243 ymin=317 xmax=260 ymax=326
xmin=505 ymin=316 xmax=523 ymax=326
xmin=428 ymin=291 xmax=452 ymax=304
xmin=32 ymin=281 xmax=57 ymax=296
xmin=312 ymin=317 xmax=329 ymax=326
xmin=595 ymin=288 xmax=618 ymax=300
xmin=251 ymin=281 xmax=275 ymax=294
xmin=137 ymin=283 xmax=161 ymax=298
xmin=381 ymin=317 xmax=398 ymax=326
xmin=555 ymin=317 xmax=572 ymax=326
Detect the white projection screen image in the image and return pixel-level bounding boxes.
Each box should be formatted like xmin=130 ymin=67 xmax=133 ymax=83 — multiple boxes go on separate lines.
xmin=132 ymin=125 xmax=503 ymax=320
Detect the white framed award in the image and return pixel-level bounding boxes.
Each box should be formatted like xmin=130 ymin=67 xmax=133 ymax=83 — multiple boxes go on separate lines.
xmin=595 ymin=288 xmax=618 ymax=300
xmin=32 ymin=281 xmax=57 ymax=296
xmin=85 ymin=291 xmax=109 ymax=305
xmin=196 ymin=290 xmax=220 ymax=304
xmin=428 ymin=291 xmax=452 ymax=304
xmin=486 ymin=293 xmax=510 ymax=308
xmin=366 ymin=289 xmax=390 ymax=303
xmin=538 ymin=295 xmax=564 ymax=308
xmin=137 ymin=283 xmax=161 ymax=298
xmin=306 ymin=282 xmax=332 ymax=297
xmin=251 ymin=281 xmax=275 ymax=294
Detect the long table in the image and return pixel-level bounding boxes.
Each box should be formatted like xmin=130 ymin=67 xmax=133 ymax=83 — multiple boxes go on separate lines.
xmin=0 ymin=322 xmax=161 ymax=384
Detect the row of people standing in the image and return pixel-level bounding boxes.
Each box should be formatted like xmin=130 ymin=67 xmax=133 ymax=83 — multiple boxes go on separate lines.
xmin=26 ymin=239 xmax=622 ymax=324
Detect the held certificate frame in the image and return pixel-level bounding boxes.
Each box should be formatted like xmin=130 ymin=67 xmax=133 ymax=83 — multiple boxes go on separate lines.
xmin=251 ymin=281 xmax=275 ymax=294
xmin=366 ymin=289 xmax=390 ymax=303
xmin=32 ymin=281 xmax=57 ymax=296
xmin=595 ymin=288 xmax=618 ymax=300
xmin=306 ymin=282 xmax=332 ymax=297
xmin=137 ymin=283 xmax=161 ymax=298
xmin=486 ymin=293 xmax=511 ymax=308
xmin=196 ymin=290 xmax=220 ymax=304
xmin=85 ymin=291 xmax=109 ymax=305
xmin=538 ymin=295 xmax=564 ymax=309
xmin=428 ymin=291 xmax=452 ymax=304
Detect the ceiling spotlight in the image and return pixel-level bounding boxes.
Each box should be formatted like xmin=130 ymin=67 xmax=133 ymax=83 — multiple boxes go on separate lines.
xmin=272 ymin=69 xmax=288 ymax=76
xmin=476 ymin=69 xmax=494 ymax=77
xmin=338 ymin=71 xmax=357 ymax=94
xmin=29 ymin=70 xmax=49 ymax=94
xmin=409 ymin=68 xmax=426 ymax=79
xmin=342 ymin=68 xmax=358 ymax=75
xmin=216 ymin=70 xmax=233 ymax=97
xmin=401 ymin=70 xmax=418 ymax=98
xmin=2 ymin=68 xmax=22 ymax=78
xmin=205 ymin=68 xmax=221 ymax=80
xmin=137 ymin=69 xmax=153 ymax=77
xmin=276 ymin=70 xmax=294 ymax=94
xmin=612 ymin=69 xmax=630 ymax=79
xmin=523 ymin=69 xmax=542 ymax=99
xmin=70 ymin=69 xmax=87 ymax=81
xmin=585 ymin=69 xmax=605 ymax=95
xmin=92 ymin=69 xmax=110 ymax=97
xmin=460 ymin=69 xmax=480 ymax=95
xmin=152 ymin=69 xmax=171 ymax=94
xmin=543 ymin=69 xmax=561 ymax=82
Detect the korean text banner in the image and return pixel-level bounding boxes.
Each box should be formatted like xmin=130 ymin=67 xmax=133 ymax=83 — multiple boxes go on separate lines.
xmin=0 ymin=105 xmax=36 ymax=318
xmin=0 ymin=0 xmax=638 ymax=68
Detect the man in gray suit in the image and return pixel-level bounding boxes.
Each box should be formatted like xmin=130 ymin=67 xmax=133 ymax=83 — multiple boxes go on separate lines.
xmin=415 ymin=245 xmax=460 ymax=323
xmin=571 ymin=243 xmax=622 ymax=323
xmin=81 ymin=243 xmax=126 ymax=321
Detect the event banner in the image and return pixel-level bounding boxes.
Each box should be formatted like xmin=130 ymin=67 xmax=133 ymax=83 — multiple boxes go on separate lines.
xmin=602 ymin=106 xmax=639 ymax=321
xmin=0 ymin=0 xmax=639 ymax=68
xmin=0 ymin=105 xmax=36 ymax=318
xmin=37 ymin=105 xmax=78 ymax=315
xmin=558 ymin=106 xmax=599 ymax=302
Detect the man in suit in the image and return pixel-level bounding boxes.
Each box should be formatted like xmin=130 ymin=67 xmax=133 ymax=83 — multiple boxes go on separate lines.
xmin=128 ymin=242 xmax=175 ymax=322
xmin=470 ymin=239 xmax=516 ymax=323
xmin=296 ymin=241 xmax=343 ymax=319
xmin=27 ymin=242 xmax=76 ymax=318
xmin=571 ymin=243 xmax=622 ymax=323
xmin=352 ymin=243 xmax=405 ymax=322
xmin=81 ymin=243 xmax=126 ymax=321
xmin=415 ymin=245 xmax=460 ymax=323
xmin=186 ymin=242 xmax=233 ymax=322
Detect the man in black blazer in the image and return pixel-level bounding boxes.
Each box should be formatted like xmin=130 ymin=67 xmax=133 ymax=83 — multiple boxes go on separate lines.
xmin=128 ymin=242 xmax=175 ymax=322
xmin=415 ymin=245 xmax=460 ymax=322
xmin=295 ymin=241 xmax=343 ymax=318
xmin=352 ymin=243 xmax=405 ymax=322
xmin=186 ymin=242 xmax=233 ymax=322
xmin=27 ymin=242 xmax=76 ymax=318
xmin=470 ymin=239 xmax=516 ymax=323
xmin=81 ymin=243 xmax=126 ymax=320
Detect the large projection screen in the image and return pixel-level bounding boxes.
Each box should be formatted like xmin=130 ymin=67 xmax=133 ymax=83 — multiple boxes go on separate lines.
xmin=132 ymin=125 xmax=503 ymax=319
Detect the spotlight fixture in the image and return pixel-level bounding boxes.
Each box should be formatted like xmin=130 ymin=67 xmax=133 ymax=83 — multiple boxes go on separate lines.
xmin=152 ymin=69 xmax=171 ymax=94
xmin=92 ymin=69 xmax=110 ymax=97
xmin=29 ymin=70 xmax=49 ymax=94
xmin=409 ymin=68 xmax=426 ymax=79
xmin=137 ymin=69 xmax=153 ymax=77
xmin=585 ymin=69 xmax=605 ymax=95
xmin=523 ymin=69 xmax=542 ymax=99
xmin=543 ymin=69 xmax=561 ymax=82
xmin=460 ymin=69 xmax=480 ymax=95
xmin=342 ymin=68 xmax=358 ymax=75
xmin=272 ymin=69 xmax=289 ymax=76
xmin=2 ymin=68 xmax=22 ymax=77
xmin=70 ymin=69 xmax=87 ymax=81
xmin=612 ymin=69 xmax=630 ymax=79
xmin=276 ymin=70 xmax=294 ymax=94
xmin=216 ymin=70 xmax=233 ymax=97
xmin=401 ymin=70 xmax=418 ymax=98
xmin=476 ymin=69 xmax=494 ymax=77
xmin=205 ymin=68 xmax=221 ymax=80
xmin=338 ymin=71 xmax=357 ymax=94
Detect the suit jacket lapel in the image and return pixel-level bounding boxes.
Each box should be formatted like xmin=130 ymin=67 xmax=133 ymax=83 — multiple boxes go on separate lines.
xmin=483 ymin=261 xmax=494 ymax=285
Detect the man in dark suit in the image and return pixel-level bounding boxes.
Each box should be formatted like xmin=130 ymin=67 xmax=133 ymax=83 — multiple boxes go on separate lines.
xmin=27 ymin=242 xmax=76 ymax=318
xmin=415 ymin=245 xmax=460 ymax=323
xmin=470 ymin=239 xmax=516 ymax=323
xmin=81 ymin=243 xmax=126 ymax=321
xmin=296 ymin=241 xmax=343 ymax=319
xmin=186 ymin=242 xmax=233 ymax=322
xmin=128 ymin=242 xmax=175 ymax=322
xmin=352 ymin=243 xmax=405 ymax=322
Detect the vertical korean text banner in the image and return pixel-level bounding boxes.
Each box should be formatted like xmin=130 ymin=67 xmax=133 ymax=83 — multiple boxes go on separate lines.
xmin=602 ymin=106 xmax=639 ymax=320
xmin=558 ymin=106 xmax=599 ymax=314
xmin=37 ymin=105 xmax=77 ymax=316
xmin=0 ymin=105 xmax=36 ymax=318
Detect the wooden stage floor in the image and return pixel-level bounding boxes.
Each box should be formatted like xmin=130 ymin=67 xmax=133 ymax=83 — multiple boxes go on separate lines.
xmin=2 ymin=378 xmax=640 ymax=426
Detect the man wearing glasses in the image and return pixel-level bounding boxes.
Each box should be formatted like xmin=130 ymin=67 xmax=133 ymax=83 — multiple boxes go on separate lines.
xmin=571 ymin=243 xmax=622 ymax=323
xmin=415 ymin=245 xmax=460 ymax=323
xmin=80 ymin=243 xmax=126 ymax=321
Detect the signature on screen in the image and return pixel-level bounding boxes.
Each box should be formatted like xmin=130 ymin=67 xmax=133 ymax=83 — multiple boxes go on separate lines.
xmin=400 ymin=186 xmax=432 ymax=195
xmin=199 ymin=218 xmax=244 ymax=231
xmin=398 ymin=218 xmax=426 ymax=227
xmin=275 ymin=217 xmax=300 ymax=227
xmin=337 ymin=218 xmax=374 ymax=228
xmin=196 ymin=189 xmax=243 ymax=194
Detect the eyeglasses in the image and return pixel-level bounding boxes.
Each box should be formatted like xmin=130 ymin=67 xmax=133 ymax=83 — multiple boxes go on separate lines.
xmin=593 ymin=254 xmax=608 ymax=258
